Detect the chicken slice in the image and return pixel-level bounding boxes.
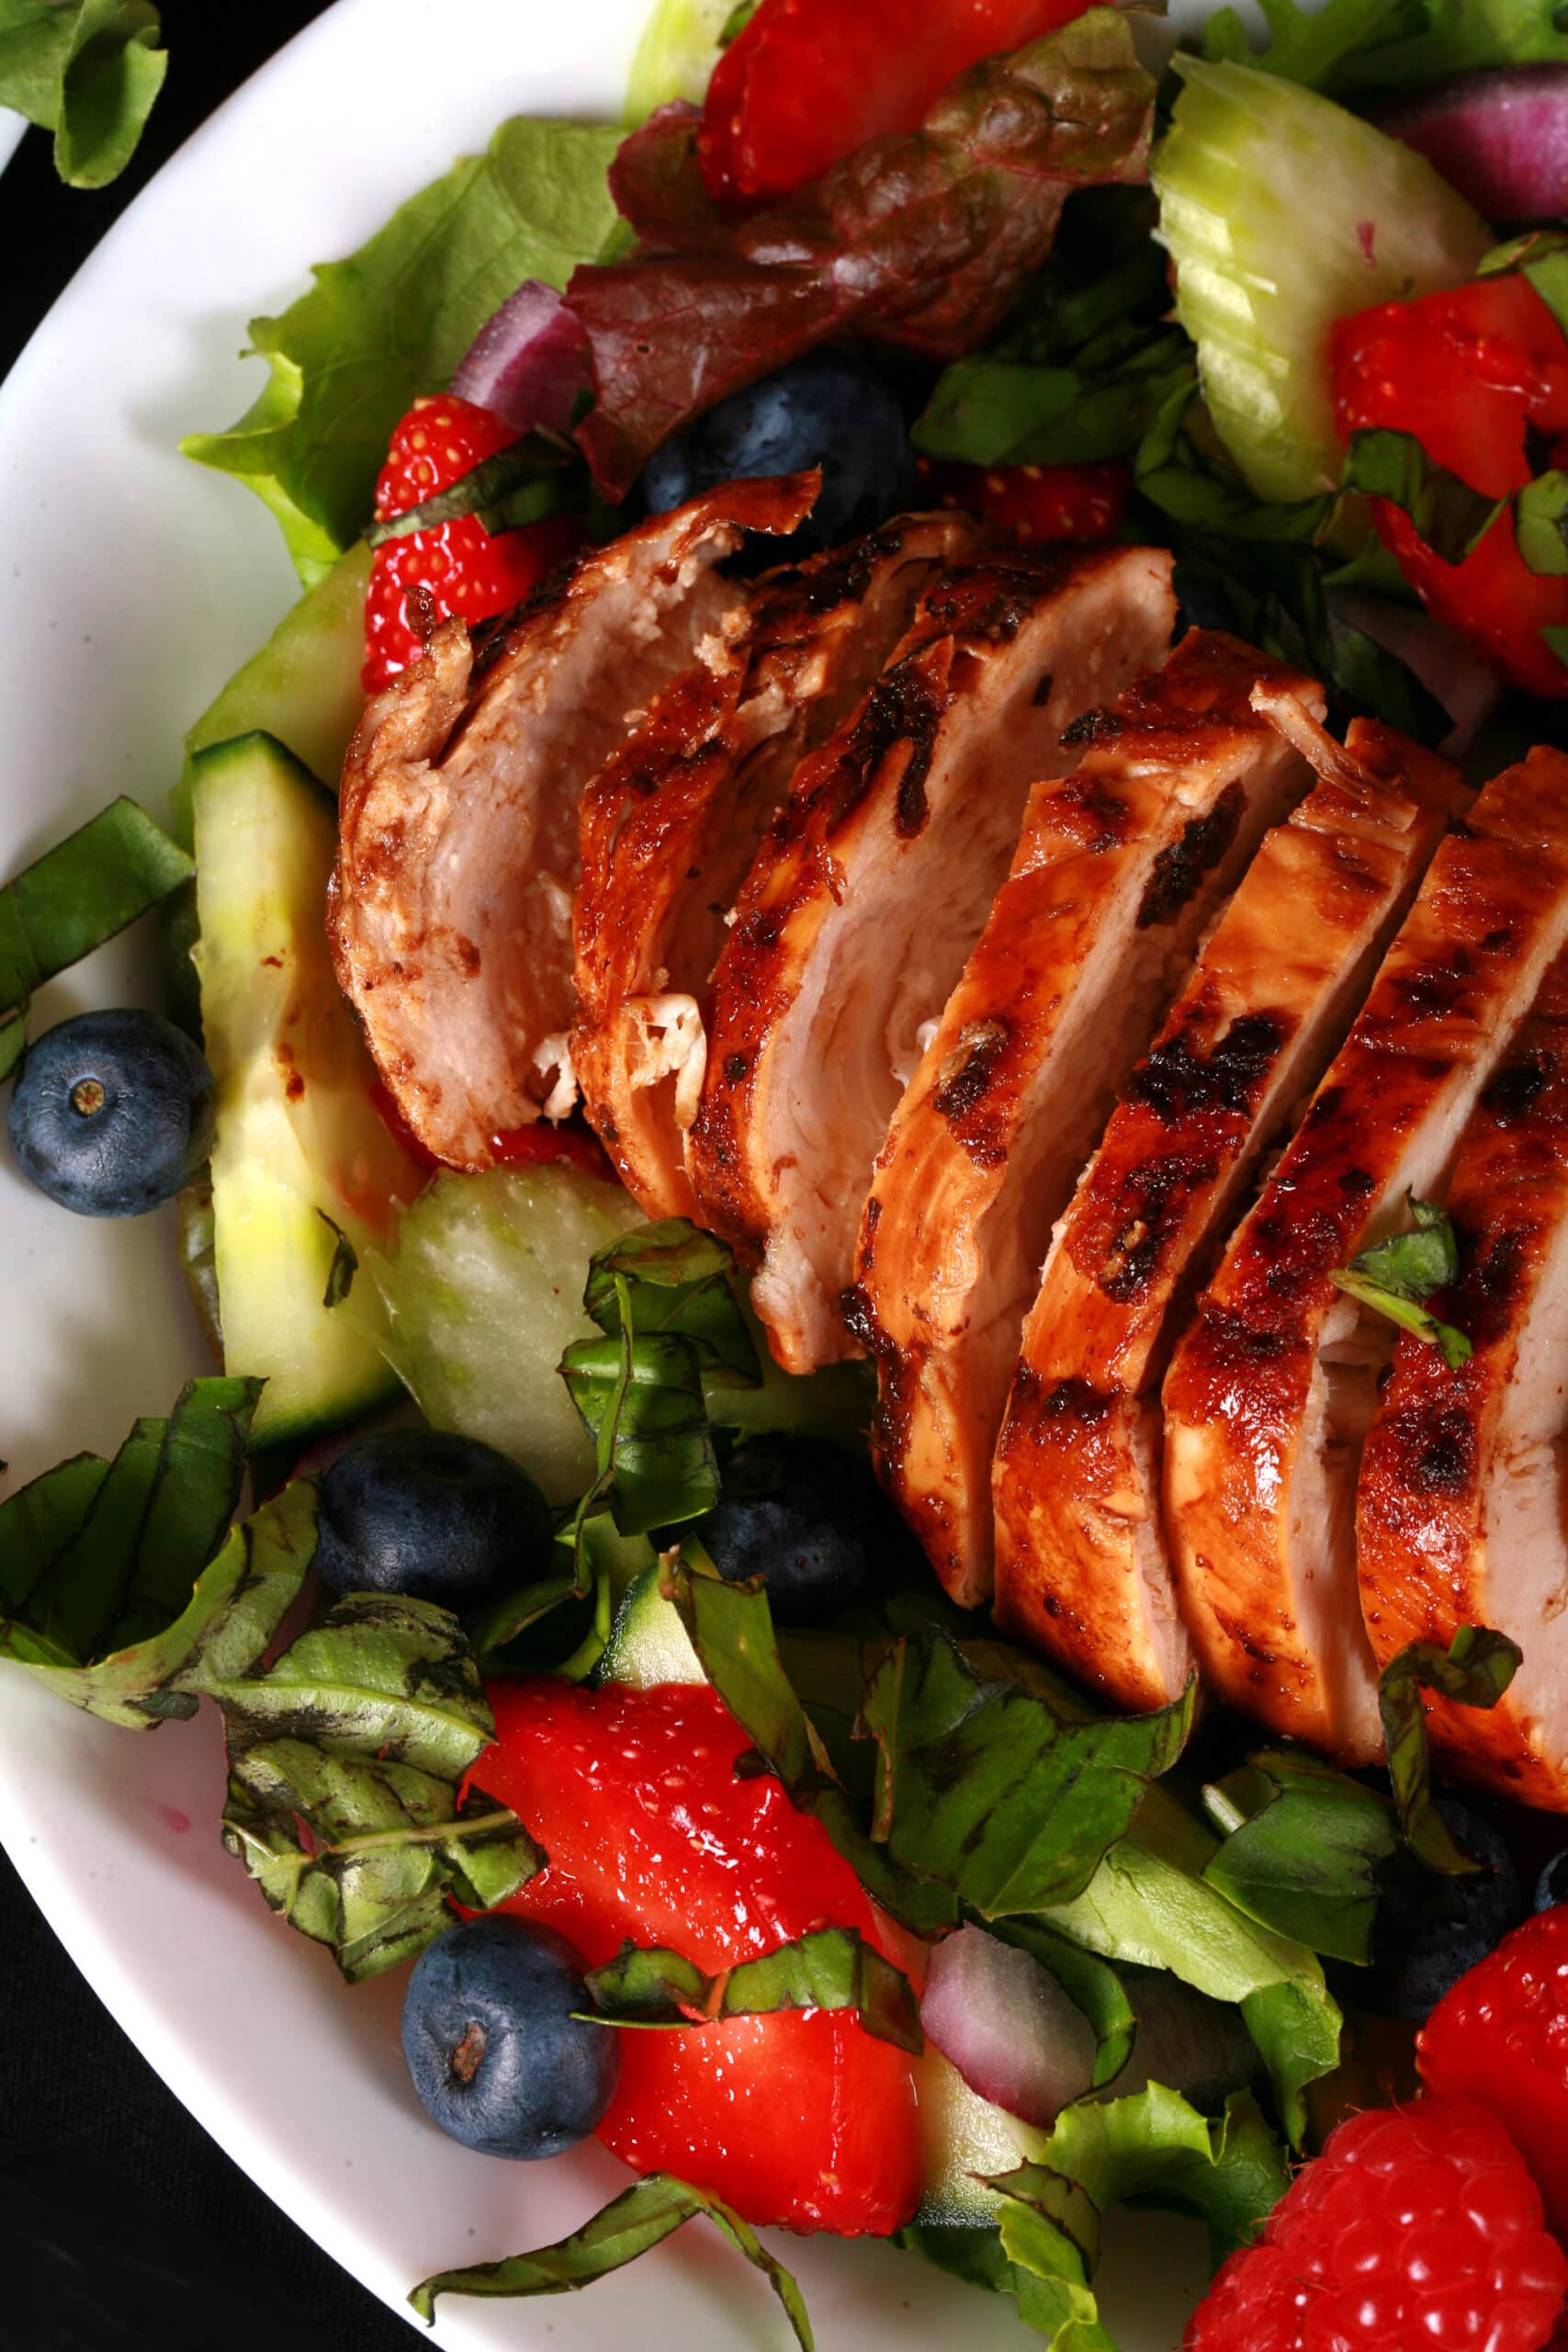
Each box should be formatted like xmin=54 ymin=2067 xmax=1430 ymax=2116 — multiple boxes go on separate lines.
xmin=572 ymin=515 xmax=975 ymax=1219
xmin=994 ymin=700 xmax=1460 ymax=1704
xmin=689 ymin=544 xmax=1178 ymax=1375
xmin=330 ymin=474 xmax=816 ymax=1169
xmin=1163 ymin=745 xmax=1568 ymax=1764
xmin=1358 ymin=943 xmax=1568 ymax=1811
xmin=851 ymin=632 xmax=1312 ymax=1610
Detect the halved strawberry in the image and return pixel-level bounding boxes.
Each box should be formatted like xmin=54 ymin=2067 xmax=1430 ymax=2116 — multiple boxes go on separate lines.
xmin=470 ymin=1675 xmax=922 ymax=2235
xmin=917 ymin=456 xmax=1129 ymax=544
xmin=362 ymin=394 xmax=584 ymax=693
xmin=697 ymin=0 xmax=1097 ymax=206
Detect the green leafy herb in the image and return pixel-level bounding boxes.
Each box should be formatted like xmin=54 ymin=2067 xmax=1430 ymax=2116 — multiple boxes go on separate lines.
xmin=582 ymin=1927 xmax=921 ymax=2050
xmin=1041 ymin=1782 xmax=1341 ymax=2143
xmin=362 ymin=434 xmax=580 ymax=550
xmin=0 ymin=0 xmax=166 ymax=188
xmin=665 ymin=1546 xmax=960 ymax=1938
xmin=1480 ymin=228 xmax=1568 ymax=340
xmin=1516 ymin=469 xmax=1568 ymax=578
xmin=562 ymin=1299 xmax=717 ymax=1537
xmin=1378 ymin=1625 xmax=1523 ymax=1872
xmin=0 ymin=796 xmax=193 ymax=1080
xmin=718 ymin=0 xmax=758 ymax=42
xmin=211 ymin=1589 xmax=539 ymax=1983
xmin=315 ymin=1211 xmax=359 ymax=1309
xmin=0 ymin=1431 xmax=306 ymax=1729
xmin=861 ymin=1626 xmax=1193 ymax=1916
xmin=1329 ymin=1193 xmax=1472 ymax=1368
xmin=583 ymin=1220 xmax=761 ymax=1384
xmin=1545 ymin=621 xmax=1568 ymax=673
xmin=410 ymin=2172 xmax=813 ymax=2346
xmin=1340 ymin=428 xmax=1505 ymax=566
xmin=1201 ymin=1747 xmax=1398 ymax=1963
xmin=182 ymin=117 xmax=624 ymax=581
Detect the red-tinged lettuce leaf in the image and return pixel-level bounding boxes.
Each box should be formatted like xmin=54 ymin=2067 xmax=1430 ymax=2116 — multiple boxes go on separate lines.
xmin=582 ymin=1926 xmax=922 ymax=2049
xmin=409 ymin=2171 xmax=814 ymax=2346
xmin=570 ymin=8 xmax=1155 ymax=497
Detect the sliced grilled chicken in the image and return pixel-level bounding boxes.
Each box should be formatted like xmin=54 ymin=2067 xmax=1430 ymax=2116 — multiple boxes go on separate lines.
xmin=995 ymin=699 xmax=1460 ymax=1704
xmin=1358 ymin=944 xmax=1568 ymax=1811
xmin=1163 ymin=746 xmax=1568 ymax=1764
xmin=852 ymin=632 xmax=1312 ymax=1611
xmin=689 ymin=544 xmax=1178 ymax=1375
xmin=330 ymin=474 xmax=816 ymax=1170
xmin=572 ymin=515 xmax=974 ymax=1219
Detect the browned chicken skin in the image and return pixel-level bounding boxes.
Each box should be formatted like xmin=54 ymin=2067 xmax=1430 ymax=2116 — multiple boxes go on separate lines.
xmin=1358 ymin=941 xmax=1568 ymax=1811
xmin=330 ymin=475 xmax=816 ymax=1169
xmin=1163 ymin=746 xmax=1568 ymax=1764
xmin=572 ymin=516 xmax=975 ymax=1220
xmin=854 ymin=631 xmax=1320 ymax=1609
xmin=688 ymin=543 xmax=1177 ymax=1375
xmin=995 ymin=699 xmax=1461 ymax=1707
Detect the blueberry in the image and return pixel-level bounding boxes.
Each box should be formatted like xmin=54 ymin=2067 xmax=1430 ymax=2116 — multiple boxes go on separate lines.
xmin=8 ymin=1009 xmax=214 ymax=1218
xmin=401 ymin=1916 xmax=619 ymax=2160
xmin=700 ymin=1435 xmax=897 ymax=1623
xmin=640 ymin=352 xmax=915 ymax=559
xmin=1534 ymin=1847 xmax=1568 ymax=1912
xmin=1171 ymin=564 xmax=1245 ymax=641
xmin=314 ymin=1429 xmax=553 ymax=1611
xmin=1369 ymin=1796 xmax=1525 ymax=2021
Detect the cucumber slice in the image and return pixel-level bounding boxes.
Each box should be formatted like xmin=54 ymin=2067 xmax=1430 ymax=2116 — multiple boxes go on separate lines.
xmin=914 ymin=2048 xmax=1050 ymax=2226
xmin=366 ymin=1164 xmax=641 ymax=1504
xmin=601 ymin=1562 xmax=705 ymax=1688
xmin=625 ymin=0 xmax=736 ymax=118
xmin=174 ymin=543 xmax=371 ymax=844
xmin=1153 ymin=58 xmax=1491 ymax=503
xmin=191 ymin=731 xmax=424 ymax=1450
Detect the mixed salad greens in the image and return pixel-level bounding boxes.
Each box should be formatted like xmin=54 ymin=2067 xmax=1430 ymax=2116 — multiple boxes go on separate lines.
xmin=8 ymin=0 xmax=1568 ymax=2343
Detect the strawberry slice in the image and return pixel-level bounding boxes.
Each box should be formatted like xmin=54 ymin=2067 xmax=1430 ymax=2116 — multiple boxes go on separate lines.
xmin=362 ymin=394 xmax=584 ymax=693
xmin=471 ymin=1676 xmax=922 ymax=2235
xmin=698 ymin=0 xmax=1096 ymax=205
xmin=917 ymin=456 xmax=1129 ymax=544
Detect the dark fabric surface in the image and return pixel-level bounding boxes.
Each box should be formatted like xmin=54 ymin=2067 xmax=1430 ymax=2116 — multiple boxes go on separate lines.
xmin=2 ymin=10 xmax=421 ymax=2348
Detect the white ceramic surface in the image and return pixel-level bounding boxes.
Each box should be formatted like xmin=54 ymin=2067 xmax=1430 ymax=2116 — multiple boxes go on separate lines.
xmin=0 ymin=6 xmax=1209 ymax=2345
xmin=0 ymin=111 xmax=23 ymax=175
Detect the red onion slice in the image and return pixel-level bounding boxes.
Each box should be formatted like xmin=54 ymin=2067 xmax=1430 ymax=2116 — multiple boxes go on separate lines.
xmin=450 ymin=280 xmax=592 ymax=436
xmin=1332 ymin=587 xmax=1505 ymax=757
xmin=919 ymin=1925 xmax=1098 ymax=2127
xmin=1373 ymin=65 xmax=1568 ymax=228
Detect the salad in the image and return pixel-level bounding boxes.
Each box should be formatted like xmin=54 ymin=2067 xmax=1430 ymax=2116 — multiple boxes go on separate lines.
xmin=9 ymin=0 xmax=1568 ymax=2346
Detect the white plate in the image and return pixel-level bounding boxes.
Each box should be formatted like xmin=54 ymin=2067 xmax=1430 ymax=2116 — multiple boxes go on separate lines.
xmin=0 ymin=6 xmax=1210 ymax=2345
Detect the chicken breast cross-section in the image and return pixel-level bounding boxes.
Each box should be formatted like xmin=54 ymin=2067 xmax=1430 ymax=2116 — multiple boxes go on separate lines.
xmin=572 ymin=514 xmax=976 ymax=1221
xmin=1358 ymin=940 xmax=1568 ymax=1813
xmin=851 ymin=632 xmax=1312 ymax=1611
xmin=687 ymin=543 xmax=1178 ymax=1376
xmin=330 ymin=474 xmax=817 ymax=1170
xmin=994 ymin=697 xmax=1461 ymax=1706
xmin=1163 ymin=745 xmax=1568 ymax=1764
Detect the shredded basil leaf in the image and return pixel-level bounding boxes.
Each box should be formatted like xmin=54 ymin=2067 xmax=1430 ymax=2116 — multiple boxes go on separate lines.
xmin=1378 ymin=1626 xmax=1523 ymax=1872
xmin=581 ymin=1927 xmax=922 ymax=2050
xmin=1340 ymin=428 xmax=1504 ymax=567
xmin=1330 ymin=1193 xmax=1472 ymax=1367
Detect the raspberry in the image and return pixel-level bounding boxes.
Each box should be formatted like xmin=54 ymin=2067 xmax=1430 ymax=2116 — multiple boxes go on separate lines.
xmin=1184 ymin=2098 xmax=1567 ymax=2352
xmin=1419 ymin=1904 xmax=1568 ymax=2238
xmin=361 ymin=394 xmax=582 ymax=693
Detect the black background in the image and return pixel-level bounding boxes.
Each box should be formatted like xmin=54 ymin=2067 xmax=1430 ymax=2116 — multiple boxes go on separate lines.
xmin=2 ymin=9 xmax=420 ymax=2348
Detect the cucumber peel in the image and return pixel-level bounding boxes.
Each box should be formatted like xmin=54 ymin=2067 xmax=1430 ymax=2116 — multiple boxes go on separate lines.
xmin=1153 ymin=57 xmax=1491 ymax=503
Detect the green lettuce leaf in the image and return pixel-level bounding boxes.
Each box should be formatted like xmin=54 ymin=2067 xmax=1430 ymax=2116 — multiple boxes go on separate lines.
xmin=1198 ymin=0 xmax=1424 ymax=89
xmin=410 ymin=2172 xmax=813 ymax=2347
xmin=861 ymin=1627 xmax=1194 ymax=1916
xmin=1201 ymin=1747 xmax=1398 ymax=1963
xmin=1378 ymin=1625 xmax=1523 ymax=1872
xmin=1040 ymin=1783 xmax=1341 ymax=2143
xmin=0 ymin=0 xmax=166 ymax=188
xmin=0 ymin=795 xmax=193 ymax=1079
xmin=182 ymin=117 xmax=624 ymax=582
xmin=208 ymin=1589 xmax=539 ymax=1983
xmin=582 ymin=1926 xmax=921 ymax=2049
xmin=1337 ymin=0 xmax=1568 ymax=86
